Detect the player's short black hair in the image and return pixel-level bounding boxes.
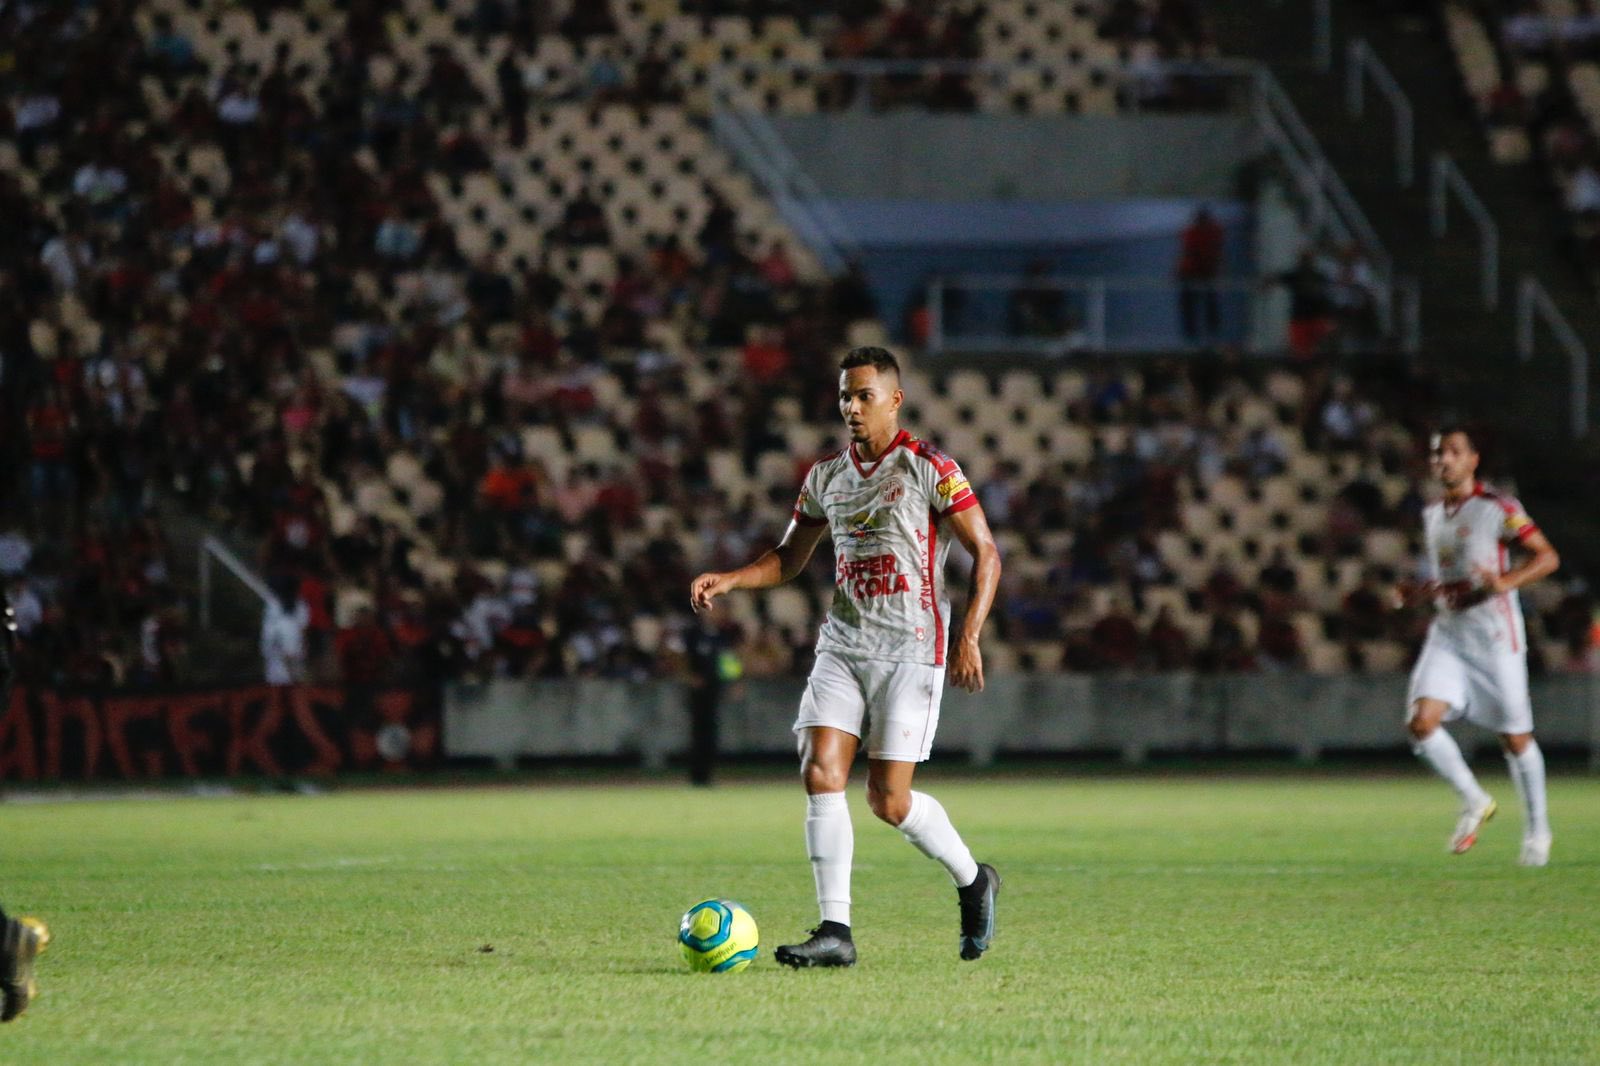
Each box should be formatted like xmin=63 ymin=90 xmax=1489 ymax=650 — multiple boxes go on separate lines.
xmin=839 ymin=346 xmax=900 ymax=378
xmin=1434 ymin=423 xmax=1479 ymax=453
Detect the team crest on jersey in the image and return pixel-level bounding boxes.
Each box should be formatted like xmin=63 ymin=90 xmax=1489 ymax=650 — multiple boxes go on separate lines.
xmin=915 ymin=626 xmax=926 ymax=642
xmin=1457 ymin=525 xmax=1471 ymax=539
xmin=880 ymin=477 xmax=905 ymax=505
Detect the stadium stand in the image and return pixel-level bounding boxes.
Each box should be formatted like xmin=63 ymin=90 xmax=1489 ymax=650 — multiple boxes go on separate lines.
xmin=1445 ymin=0 xmax=1600 ymax=287
xmin=2 ymin=0 xmax=1594 ymax=692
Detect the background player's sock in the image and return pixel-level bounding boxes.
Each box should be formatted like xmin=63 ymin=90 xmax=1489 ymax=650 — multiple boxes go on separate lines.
xmin=1504 ymin=741 xmax=1550 ymax=838
xmin=1412 ymin=729 xmax=1489 ymax=805
xmin=899 ymin=790 xmax=980 ymax=887
xmin=805 ymin=792 xmax=853 ymax=925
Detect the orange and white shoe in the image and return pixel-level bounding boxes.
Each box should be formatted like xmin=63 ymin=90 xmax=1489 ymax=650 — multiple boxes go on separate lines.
xmin=1450 ymin=796 xmax=1497 ymax=854
xmin=0 ymin=916 xmax=49 ymax=1022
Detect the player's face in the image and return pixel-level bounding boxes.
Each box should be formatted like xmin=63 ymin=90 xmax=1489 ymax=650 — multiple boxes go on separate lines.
xmin=1431 ymin=432 xmax=1478 ymax=489
xmin=839 ymin=366 xmax=902 ymax=444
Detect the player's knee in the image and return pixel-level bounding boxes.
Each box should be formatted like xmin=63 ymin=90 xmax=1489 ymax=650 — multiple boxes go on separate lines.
xmin=865 ymin=782 xmax=910 ymax=826
xmin=800 ymin=758 xmax=847 ymax=795
xmin=1406 ymin=702 xmax=1442 ymax=741
xmin=1500 ymin=732 xmax=1531 ymax=755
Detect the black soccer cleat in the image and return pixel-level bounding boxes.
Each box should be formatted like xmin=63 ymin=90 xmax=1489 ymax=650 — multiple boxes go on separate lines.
xmin=775 ymin=925 xmax=857 ymax=969
xmin=1 ymin=915 xmax=49 ymax=1022
xmin=958 ymin=863 xmax=1000 ymax=961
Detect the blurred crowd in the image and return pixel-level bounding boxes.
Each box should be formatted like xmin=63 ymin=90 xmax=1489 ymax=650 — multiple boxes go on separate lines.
xmin=0 ymin=0 xmax=872 ymax=689
xmin=3 ymin=0 xmax=1597 ymax=694
xmin=1467 ymin=3 xmax=1600 ymax=287
xmin=972 ymin=361 xmax=1598 ymax=675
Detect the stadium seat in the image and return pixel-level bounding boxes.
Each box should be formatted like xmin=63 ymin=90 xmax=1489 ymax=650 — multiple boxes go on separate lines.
xmin=946 ymin=370 xmax=991 ymax=406
xmin=1305 ymin=640 xmax=1347 ymax=674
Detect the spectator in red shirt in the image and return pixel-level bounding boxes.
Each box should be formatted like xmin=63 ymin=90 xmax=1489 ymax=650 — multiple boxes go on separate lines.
xmin=478 ymin=452 xmax=539 ymax=515
xmin=27 ymin=385 xmax=75 ymax=513
xmin=336 ymin=605 xmax=395 ymax=685
xmin=1177 ymin=207 xmax=1225 ymax=343
xmin=759 ymin=239 xmax=798 ymax=290
xmin=1257 ymin=611 xmax=1305 ymax=670
xmin=298 ymin=573 xmax=334 ymax=659
xmin=1090 ymin=601 xmax=1142 ymax=669
xmin=741 ymin=325 xmax=790 ymax=384
xmin=1146 ymin=606 xmax=1193 ymax=669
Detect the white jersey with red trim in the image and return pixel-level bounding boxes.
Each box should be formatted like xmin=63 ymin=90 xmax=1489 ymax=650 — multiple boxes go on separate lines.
xmin=1419 ymin=483 xmax=1539 ymax=655
xmin=793 ymin=429 xmax=979 ymax=666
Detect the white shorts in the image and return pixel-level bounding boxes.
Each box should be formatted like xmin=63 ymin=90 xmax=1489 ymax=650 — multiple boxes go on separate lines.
xmin=1406 ymin=630 xmax=1533 ymax=735
xmin=792 ymin=651 xmax=945 ymax=762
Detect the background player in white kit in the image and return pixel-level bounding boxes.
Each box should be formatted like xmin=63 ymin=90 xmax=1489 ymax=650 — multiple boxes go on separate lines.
xmin=690 ymin=346 xmax=1003 ymax=966
xmin=1398 ymin=427 xmax=1560 ymax=865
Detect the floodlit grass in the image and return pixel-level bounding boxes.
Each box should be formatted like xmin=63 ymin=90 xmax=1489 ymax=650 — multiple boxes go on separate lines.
xmin=2 ymin=773 xmax=1598 ymax=1064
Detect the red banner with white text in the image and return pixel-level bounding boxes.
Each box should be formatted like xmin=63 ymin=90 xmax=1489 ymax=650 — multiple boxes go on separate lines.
xmin=0 ymin=686 xmax=440 ymax=782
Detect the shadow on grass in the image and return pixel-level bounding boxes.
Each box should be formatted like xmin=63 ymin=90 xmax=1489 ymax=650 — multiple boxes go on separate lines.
xmin=611 ymin=962 xmax=802 ymax=976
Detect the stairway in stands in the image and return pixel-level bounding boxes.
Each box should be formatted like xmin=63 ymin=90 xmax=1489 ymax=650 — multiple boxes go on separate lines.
xmin=1215 ymin=0 xmax=1600 ymax=570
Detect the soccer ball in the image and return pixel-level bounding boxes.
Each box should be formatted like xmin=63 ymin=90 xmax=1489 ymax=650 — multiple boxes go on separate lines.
xmin=678 ymin=899 xmax=759 ymax=973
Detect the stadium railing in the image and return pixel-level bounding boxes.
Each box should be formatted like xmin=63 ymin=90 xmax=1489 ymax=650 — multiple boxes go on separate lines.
xmin=1430 ymin=153 xmax=1500 ymax=310
xmin=197 ymin=534 xmax=272 ymax=633
xmin=1516 ymin=275 xmax=1592 ymax=439
xmin=1314 ymin=0 xmax=1335 ymax=71
xmin=708 ymin=102 xmax=859 ymax=274
xmin=1346 ymin=40 xmax=1415 ymax=188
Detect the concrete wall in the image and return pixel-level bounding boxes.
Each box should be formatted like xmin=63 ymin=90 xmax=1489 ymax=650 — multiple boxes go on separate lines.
xmin=445 ymin=674 xmax=1600 ymax=768
xmin=769 ymin=114 xmax=1258 ymax=201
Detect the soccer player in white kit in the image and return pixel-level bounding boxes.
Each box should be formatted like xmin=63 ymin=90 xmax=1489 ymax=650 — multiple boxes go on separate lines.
xmin=690 ymin=346 xmax=1003 ymax=966
xmin=1400 ymin=428 xmax=1560 ymax=865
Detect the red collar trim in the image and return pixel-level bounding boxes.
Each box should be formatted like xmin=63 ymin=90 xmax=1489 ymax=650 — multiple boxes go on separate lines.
xmin=1443 ymin=481 xmax=1484 ymax=517
xmin=850 ymin=429 xmax=909 ymax=477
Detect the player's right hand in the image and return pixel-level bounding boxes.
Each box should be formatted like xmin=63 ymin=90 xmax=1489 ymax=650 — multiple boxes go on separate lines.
xmin=1393 ymin=578 xmax=1438 ymax=609
xmin=689 ymin=572 xmax=734 ymax=613
xmin=949 ymin=636 xmax=984 ymax=693
xmin=1441 ymin=581 xmax=1489 ymax=611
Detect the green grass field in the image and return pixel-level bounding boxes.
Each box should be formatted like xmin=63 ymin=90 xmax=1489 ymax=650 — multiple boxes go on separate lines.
xmin=2 ymin=772 xmax=1598 ymax=1064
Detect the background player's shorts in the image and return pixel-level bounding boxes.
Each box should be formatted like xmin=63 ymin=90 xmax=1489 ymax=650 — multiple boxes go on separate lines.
xmin=1406 ymin=630 xmax=1533 ymax=734
xmin=793 ymin=650 xmax=945 ymax=762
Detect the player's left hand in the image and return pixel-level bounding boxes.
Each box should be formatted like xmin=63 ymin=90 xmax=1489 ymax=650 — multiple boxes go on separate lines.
xmin=950 ymin=636 xmax=984 ymax=693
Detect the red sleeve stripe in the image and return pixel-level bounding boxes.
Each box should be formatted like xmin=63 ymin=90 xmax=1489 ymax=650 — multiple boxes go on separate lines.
xmin=1512 ymin=521 xmax=1539 ymax=542
xmin=941 ymin=494 xmax=979 ymax=517
xmin=792 ymin=510 xmax=827 ymax=527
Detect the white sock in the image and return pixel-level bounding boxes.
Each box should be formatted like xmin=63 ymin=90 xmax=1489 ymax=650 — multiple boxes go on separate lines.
xmin=1504 ymin=741 xmax=1551 ymax=839
xmin=898 ymin=790 xmax=980 ymax=887
xmin=805 ymin=792 xmax=853 ymax=926
xmin=1412 ymin=729 xmax=1489 ymax=807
